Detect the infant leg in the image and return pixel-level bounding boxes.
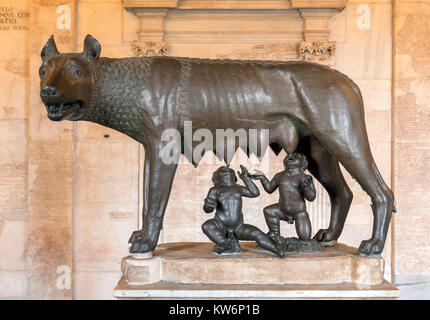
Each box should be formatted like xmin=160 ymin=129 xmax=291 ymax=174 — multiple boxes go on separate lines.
xmin=202 ymin=219 xmax=230 ymax=247
xmin=295 ymin=211 xmax=312 ymax=240
xmin=235 ymin=224 xmax=284 ymax=258
xmin=263 ymin=204 xmax=283 ymax=240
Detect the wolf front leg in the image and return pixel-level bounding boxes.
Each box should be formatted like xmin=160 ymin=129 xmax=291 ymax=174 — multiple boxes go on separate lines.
xmin=129 ymin=143 xmax=178 ymax=253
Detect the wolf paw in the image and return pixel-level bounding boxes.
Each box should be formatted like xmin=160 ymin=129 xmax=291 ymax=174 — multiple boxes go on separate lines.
xmin=313 ymin=228 xmax=337 ymax=243
xmin=128 ymin=230 xmax=156 ymax=253
xmin=357 ymin=239 xmax=384 ymax=257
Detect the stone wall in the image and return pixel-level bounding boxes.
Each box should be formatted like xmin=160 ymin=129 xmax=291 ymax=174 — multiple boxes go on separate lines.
xmin=0 ymin=0 xmax=29 ymax=297
xmin=0 ymin=0 xmax=427 ymax=299
xmin=394 ymin=0 xmax=430 ymax=276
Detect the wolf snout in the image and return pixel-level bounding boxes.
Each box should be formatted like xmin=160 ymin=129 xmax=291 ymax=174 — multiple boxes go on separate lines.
xmin=40 ymin=86 xmax=59 ymax=97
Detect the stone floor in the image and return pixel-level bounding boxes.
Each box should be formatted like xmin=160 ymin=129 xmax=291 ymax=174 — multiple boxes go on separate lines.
xmin=396 ymin=275 xmax=430 ymax=300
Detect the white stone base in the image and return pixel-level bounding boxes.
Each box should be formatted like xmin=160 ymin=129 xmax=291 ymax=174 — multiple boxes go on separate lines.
xmin=113 ymin=242 xmax=400 ymax=299
xmin=113 ymin=279 xmax=399 ymax=299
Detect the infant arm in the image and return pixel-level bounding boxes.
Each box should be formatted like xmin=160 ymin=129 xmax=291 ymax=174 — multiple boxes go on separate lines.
xmin=203 ymin=187 xmax=218 ymax=213
xmin=239 ymin=175 xmax=260 ymax=198
xmin=259 ymin=173 xmax=280 ymax=194
xmin=301 ymin=175 xmax=316 ymax=202
xmin=237 ymin=165 xmax=260 ymax=197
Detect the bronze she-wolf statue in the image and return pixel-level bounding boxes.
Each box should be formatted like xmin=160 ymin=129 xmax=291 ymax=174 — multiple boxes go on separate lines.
xmin=39 ymin=34 xmax=395 ymax=257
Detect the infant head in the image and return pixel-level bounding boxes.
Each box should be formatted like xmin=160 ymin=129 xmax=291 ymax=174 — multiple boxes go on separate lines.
xmin=283 ymin=153 xmax=308 ymax=172
xmin=212 ymin=166 xmax=237 ymax=186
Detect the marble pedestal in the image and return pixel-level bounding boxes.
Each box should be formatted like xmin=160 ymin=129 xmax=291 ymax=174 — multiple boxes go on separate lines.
xmin=113 ymin=242 xmax=399 ymax=299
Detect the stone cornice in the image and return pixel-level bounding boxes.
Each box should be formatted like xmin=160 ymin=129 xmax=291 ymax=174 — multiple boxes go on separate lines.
xmin=290 ymin=0 xmax=348 ymax=11
xmin=123 ymin=0 xmax=348 ymax=11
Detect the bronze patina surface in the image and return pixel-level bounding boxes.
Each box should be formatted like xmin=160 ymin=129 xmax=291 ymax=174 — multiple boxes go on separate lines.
xmin=39 ymin=35 xmax=395 ymax=257
xmin=202 ymin=165 xmax=284 ymax=258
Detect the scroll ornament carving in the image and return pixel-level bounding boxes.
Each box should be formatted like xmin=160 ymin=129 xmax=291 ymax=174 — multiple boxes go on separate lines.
xmin=131 ymin=40 xmax=169 ymax=57
xmin=298 ymin=41 xmax=336 ymax=64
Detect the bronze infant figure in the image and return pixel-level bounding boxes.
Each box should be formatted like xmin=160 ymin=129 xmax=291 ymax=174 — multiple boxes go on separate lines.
xmin=202 ymin=165 xmax=284 ymax=258
xmin=251 ymin=153 xmax=316 ymax=244
xmin=39 ymin=34 xmax=396 ymax=257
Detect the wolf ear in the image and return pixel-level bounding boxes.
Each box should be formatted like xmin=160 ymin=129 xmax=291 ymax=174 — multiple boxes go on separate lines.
xmin=83 ymin=34 xmax=101 ymax=60
xmin=41 ymin=35 xmax=59 ymax=61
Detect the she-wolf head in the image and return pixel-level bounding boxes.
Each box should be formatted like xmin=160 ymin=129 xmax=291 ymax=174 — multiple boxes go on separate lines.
xmin=39 ymin=34 xmax=101 ymax=121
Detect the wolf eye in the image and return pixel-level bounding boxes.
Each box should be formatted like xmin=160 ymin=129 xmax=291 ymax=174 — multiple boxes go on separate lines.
xmin=66 ymin=61 xmax=83 ymax=79
xmin=39 ymin=67 xmax=47 ymax=79
xmin=72 ymin=69 xmax=81 ymax=78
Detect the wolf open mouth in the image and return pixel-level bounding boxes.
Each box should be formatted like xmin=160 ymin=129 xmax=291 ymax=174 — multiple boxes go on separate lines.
xmin=46 ymin=101 xmax=84 ymax=121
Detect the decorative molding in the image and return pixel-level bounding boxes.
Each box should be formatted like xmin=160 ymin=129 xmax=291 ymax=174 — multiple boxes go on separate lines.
xmin=298 ymin=41 xmax=336 ymax=65
xmin=299 ymin=9 xmax=334 ymax=41
xmin=296 ymin=8 xmax=338 ymax=64
xmin=128 ymin=8 xmax=170 ymax=56
xmin=290 ymin=0 xmax=348 ymax=11
xmin=132 ymin=40 xmax=169 ymax=57
xmin=164 ymin=31 xmax=302 ymax=43
xmin=123 ymin=0 xmax=348 ymax=10
xmin=133 ymin=9 xmax=168 ymax=41
xmin=124 ymin=0 xmax=348 ymax=60
xmin=124 ymin=0 xmax=180 ymax=9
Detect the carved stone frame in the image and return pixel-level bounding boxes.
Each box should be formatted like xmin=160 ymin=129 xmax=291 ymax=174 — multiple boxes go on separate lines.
xmin=124 ymin=1 xmax=347 ymax=61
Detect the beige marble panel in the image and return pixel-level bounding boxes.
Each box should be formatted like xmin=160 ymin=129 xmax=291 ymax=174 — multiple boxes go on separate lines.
xmin=335 ymin=2 xmax=392 ymax=80
xmin=395 ymin=87 xmax=430 ymax=144
xmin=343 ymin=204 xmax=373 ymax=227
xmin=76 ymin=140 xmax=139 ymax=203
xmin=0 ymin=220 xmax=27 ymax=270
xmin=338 ymin=224 xmax=372 ymax=249
xmin=27 ymin=140 xmax=74 ymax=299
xmin=396 ymin=208 xmax=430 ymax=275
xmin=394 ymin=142 xmax=430 ymax=207
xmin=0 ymin=63 xmax=26 ymax=119
xmin=0 ymin=0 xmax=30 ymax=299
xmin=0 ymin=271 xmax=27 ymax=298
xmin=394 ymin=0 xmax=430 ymax=276
xmin=0 ymin=0 xmax=28 ymax=62
xmin=74 ymin=201 xmax=137 ymax=272
xmin=74 ymin=271 xmax=121 ymax=300
xmin=0 ymin=163 xmax=26 ymax=220
xmin=0 ymin=120 xmax=26 ymax=164
xmin=328 ymin=4 xmax=347 ymax=43
xmin=76 ymin=0 xmax=123 ymax=48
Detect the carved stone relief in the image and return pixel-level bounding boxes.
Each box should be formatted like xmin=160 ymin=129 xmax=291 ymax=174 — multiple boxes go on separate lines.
xmin=131 ymin=40 xmax=169 ymax=57
xmin=298 ymin=41 xmax=336 ymax=65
